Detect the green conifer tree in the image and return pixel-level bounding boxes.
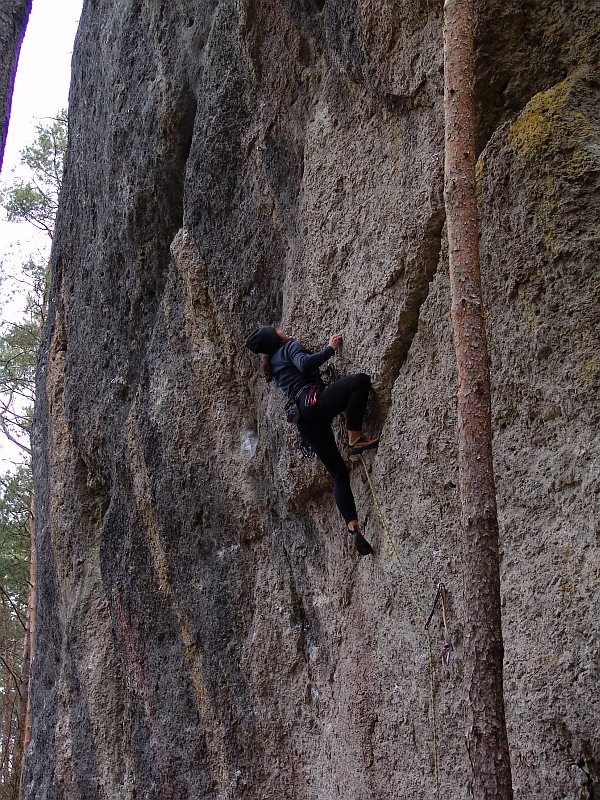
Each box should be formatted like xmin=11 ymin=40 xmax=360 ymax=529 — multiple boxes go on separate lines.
xmin=0 ymin=109 xmax=66 ymax=797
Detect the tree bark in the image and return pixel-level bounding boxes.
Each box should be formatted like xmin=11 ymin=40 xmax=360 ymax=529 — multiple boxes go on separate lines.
xmin=0 ymin=0 xmax=32 ymax=172
xmin=442 ymin=1 xmax=514 ymax=798
xmin=1 ymin=599 xmax=12 ymax=786
xmin=18 ymin=495 xmax=36 ymax=798
xmin=8 ymin=638 xmax=19 ymax=797
xmin=12 ymin=620 xmax=28 ymax=796
xmin=14 ymin=496 xmax=34 ymax=797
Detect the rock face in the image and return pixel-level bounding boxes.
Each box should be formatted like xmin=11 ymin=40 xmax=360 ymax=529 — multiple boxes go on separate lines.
xmin=27 ymin=0 xmax=599 ymax=798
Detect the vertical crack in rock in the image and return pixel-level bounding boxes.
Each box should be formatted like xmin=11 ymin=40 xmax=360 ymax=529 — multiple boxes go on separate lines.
xmin=377 ymin=208 xmax=445 ymax=417
xmin=124 ymin=89 xmax=198 ymax=397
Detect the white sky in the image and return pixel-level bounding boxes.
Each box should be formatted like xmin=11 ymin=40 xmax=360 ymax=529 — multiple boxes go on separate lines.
xmin=3 ymin=0 xmax=83 ymax=173
xmin=0 ymin=0 xmax=83 ymax=469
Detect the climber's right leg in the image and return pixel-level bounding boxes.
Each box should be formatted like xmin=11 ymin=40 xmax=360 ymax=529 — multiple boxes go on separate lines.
xmin=316 ymin=373 xmax=379 ymax=453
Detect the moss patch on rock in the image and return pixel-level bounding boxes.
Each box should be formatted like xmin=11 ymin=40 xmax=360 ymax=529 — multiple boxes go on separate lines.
xmin=508 ymin=71 xmax=598 ymax=181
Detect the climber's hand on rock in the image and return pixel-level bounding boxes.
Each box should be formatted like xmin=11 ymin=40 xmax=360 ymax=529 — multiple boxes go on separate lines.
xmin=329 ymin=334 xmax=342 ymax=351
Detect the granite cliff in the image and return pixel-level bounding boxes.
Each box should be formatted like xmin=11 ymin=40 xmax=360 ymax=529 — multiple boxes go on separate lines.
xmin=26 ymin=0 xmax=599 ymax=798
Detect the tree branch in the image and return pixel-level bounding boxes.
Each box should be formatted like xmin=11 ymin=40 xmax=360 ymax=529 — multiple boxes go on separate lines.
xmin=0 ymin=589 xmax=26 ymax=631
xmin=0 ymin=417 xmax=31 ymax=455
xmin=0 ymin=656 xmax=23 ymax=698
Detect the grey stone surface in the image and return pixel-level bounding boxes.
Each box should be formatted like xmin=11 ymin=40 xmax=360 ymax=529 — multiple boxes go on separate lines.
xmin=27 ymin=0 xmax=599 ymax=798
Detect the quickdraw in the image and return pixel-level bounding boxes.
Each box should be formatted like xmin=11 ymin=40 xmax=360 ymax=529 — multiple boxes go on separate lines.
xmin=297 ymin=429 xmax=315 ymax=459
xmin=424 ymin=582 xmax=453 ymax=669
xmin=321 ymin=363 xmax=340 ymax=386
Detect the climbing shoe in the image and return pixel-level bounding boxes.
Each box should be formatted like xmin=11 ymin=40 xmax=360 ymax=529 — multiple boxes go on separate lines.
xmin=350 ymin=528 xmax=373 ymax=556
xmin=349 ymin=435 xmax=379 ymax=456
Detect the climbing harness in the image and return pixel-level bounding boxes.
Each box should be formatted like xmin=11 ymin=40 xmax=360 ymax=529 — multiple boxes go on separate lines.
xmin=284 ymin=384 xmax=319 ymax=425
xmin=424 ymin=583 xmax=453 ymax=669
xmin=359 ymin=455 xmax=442 ymax=800
xmin=284 ymin=386 xmax=321 ymax=458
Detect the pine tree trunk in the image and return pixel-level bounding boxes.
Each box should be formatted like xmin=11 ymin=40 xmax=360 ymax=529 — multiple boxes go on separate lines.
xmin=442 ymin=0 xmax=514 ymax=797
xmin=8 ymin=638 xmax=18 ymax=798
xmin=1 ymin=599 xmax=12 ymax=786
xmin=19 ymin=495 xmax=36 ymax=797
xmin=13 ymin=624 xmax=28 ymax=794
xmin=0 ymin=0 xmax=32 ymax=170
xmin=13 ymin=500 xmax=34 ymax=795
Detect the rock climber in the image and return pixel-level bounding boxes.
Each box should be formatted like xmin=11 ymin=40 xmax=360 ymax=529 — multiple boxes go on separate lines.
xmin=245 ymin=325 xmax=379 ymax=556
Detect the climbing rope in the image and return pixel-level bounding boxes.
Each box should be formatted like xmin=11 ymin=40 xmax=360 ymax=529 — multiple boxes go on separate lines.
xmin=440 ymin=589 xmax=453 ymax=668
xmin=359 ymin=455 xmax=441 ymax=800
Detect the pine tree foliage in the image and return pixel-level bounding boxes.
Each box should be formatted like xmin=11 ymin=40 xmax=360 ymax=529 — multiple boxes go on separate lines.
xmin=0 ymin=109 xmax=66 ymax=798
xmin=0 ymin=257 xmax=45 ymax=453
xmin=0 ymin=468 xmax=31 ymax=607
xmin=1 ymin=109 xmax=66 ymax=238
xmin=0 ymin=468 xmax=29 ymax=799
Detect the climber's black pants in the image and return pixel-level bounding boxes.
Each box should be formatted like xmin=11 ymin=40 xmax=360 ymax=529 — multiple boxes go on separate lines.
xmin=298 ymin=373 xmax=372 ymax=525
